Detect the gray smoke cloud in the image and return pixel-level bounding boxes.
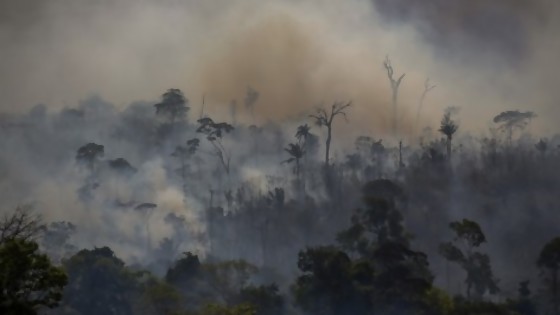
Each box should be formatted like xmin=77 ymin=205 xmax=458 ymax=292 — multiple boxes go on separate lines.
xmin=1 ymin=0 xmax=559 ymax=137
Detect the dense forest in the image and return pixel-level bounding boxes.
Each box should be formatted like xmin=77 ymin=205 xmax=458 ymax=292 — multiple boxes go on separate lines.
xmin=1 ymin=84 xmax=559 ymax=315
xmin=2 ymin=0 xmax=560 ymax=314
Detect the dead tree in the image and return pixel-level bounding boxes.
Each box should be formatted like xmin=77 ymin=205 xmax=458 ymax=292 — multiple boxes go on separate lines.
xmin=309 ymin=101 xmax=352 ymax=168
xmin=415 ymin=78 xmax=436 ymax=133
xmin=383 ymin=56 xmax=406 ymax=137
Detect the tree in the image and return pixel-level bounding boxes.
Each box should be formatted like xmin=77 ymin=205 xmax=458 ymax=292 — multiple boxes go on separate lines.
xmin=62 ymin=247 xmax=140 ymax=315
xmin=295 ymin=124 xmax=312 ymax=146
xmin=415 ymin=78 xmax=436 ymax=133
xmin=283 ymin=143 xmax=305 ymax=183
xmin=292 ymin=246 xmax=365 ymax=315
xmin=172 ymin=138 xmax=200 ymax=198
xmin=244 ymin=87 xmax=259 ymax=124
xmin=0 ymin=239 xmax=68 ymax=315
xmin=383 ymin=56 xmax=406 ymax=137
xmin=154 ymin=88 xmax=189 ymax=124
xmin=438 ymin=109 xmax=459 ymax=161
xmin=537 ymin=237 xmax=560 ymax=315
xmin=439 ymin=219 xmax=499 ymax=300
xmin=309 ymin=101 xmax=351 ymax=168
xmin=197 ymin=117 xmax=234 ymax=176
xmin=235 ymin=285 xmax=284 ymax=315
xmin=76 ymin=143 xmax=104 ymax=171
xmin=493 ymin=110 xmax=536 ymax=146
xmin=535 ymin=138 xmax=548 ymax=159
xmin=0 ymin=206 xmax=42 ymax=243
xmin=134 ymin=203 xmax=157 ymax=252
xmin=108 ymin=158 xmax=137 ymax=176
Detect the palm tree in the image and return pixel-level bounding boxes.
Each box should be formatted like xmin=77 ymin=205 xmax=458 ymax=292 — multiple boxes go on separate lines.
xmin=295 ymin=124 xmax=311 ymax=146
xmin=438 ymin=112 xmax=458 ymax=161
xmin=283 ymin=143 xmax=305 ymax=182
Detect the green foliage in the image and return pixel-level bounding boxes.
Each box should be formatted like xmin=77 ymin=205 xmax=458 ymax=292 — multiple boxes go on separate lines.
xmin=449 ymin=219 xmax=486 ymax=248
xmin=236 ymin=285 xmax=284 ymax=315
xmin=537 ymin=237 xmax=560 ymax=270
xmin=537 ymin=237 xmax=560 ymax=315
xmin=62 ymin=247 xmax=141 ymax=315
xmin=137 ymin=278 xmax=183 ymax=315
xmin=0 ymin=238 xmax=67 ymax=315
xmin=440 ymin=219 xmax=499 ymax=300
xmin=194 ymin=303 xmax=256 ymax=315
xmin=292 ymin=246 xmax=368 ymax=315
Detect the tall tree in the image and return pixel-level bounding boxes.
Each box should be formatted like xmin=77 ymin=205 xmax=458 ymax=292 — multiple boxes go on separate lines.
xmin=154 ymin=88 xmax=189 ymax=124
xmin=383 ymin=56 xmax=406 ymax=137
xmin=172 ymin=138 xmax=200 ymax=198
xmin=283 ymin=143 xmax=305 ymax=184
xmin=0 ymin=208 xmax=67 ymax=315
xmin=62 ymin=247 xmax=139 ymax=315
xmin=309 ymin=102 xmax=351 ymax=168
xmin=197 ymin=117 xmax=235 ymax=176
xmin=493 ymin=110 xmax=536 ymax=146
xmin=537 ymin=237 xmax=560 ymax=315
xmin=415 ymin=78 xmax=436 ymax=134
xmin=76 ymin=142 xmax=104 ymax=171
xmin=0 ymin=239 xmax=68 ymax=315
xmin=438 ymin=109 xmax=459 ymax=161
xmin=439 ymin=219 xmax=499 ymax=300
xmin=244 ymin=86 xmax=259 ymax=124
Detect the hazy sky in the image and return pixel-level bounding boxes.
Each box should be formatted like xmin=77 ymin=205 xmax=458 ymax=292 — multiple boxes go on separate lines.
xmin=1 ymin=0 xmax=559 ymax=136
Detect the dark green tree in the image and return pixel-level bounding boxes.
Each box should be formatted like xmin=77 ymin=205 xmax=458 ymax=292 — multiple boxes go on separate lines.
xmin=0 ymin=239 xmax=68 ymax=315
xmin=537 ymin=237 xmax=560 ymax=315
xmin=439 ymin=219 xmax=499 ymax=300
xmin=62 ymin=247 xmax=140 ymax=315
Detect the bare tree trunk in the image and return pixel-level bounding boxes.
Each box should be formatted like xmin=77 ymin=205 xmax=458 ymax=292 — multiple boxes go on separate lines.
xmin=325 ymin=125 xmax=332 ymax=167
xmin=392 ymin=90 xmax=398 ymax=137
xmin=447 ymin=136 xmax=452 ymax=161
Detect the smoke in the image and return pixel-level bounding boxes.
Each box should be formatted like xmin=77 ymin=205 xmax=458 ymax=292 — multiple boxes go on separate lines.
xmin=1 ymin=0 xmax=559 ymax=138
xmin=1 ymin=0 xmax=560 ymax=293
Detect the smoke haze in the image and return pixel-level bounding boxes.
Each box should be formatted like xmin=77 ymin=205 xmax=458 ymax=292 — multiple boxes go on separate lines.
xmin=1 ymin=0 xmax=559 ymax=135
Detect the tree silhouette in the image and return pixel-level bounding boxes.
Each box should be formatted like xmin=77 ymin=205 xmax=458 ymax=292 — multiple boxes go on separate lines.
xmin=439 ymin=219 xmax=499 ymax=300
xmin=283 ymin=143 xmax=305 ymax=183
xmin=197 ymin=117 xmax=235 ymax=176
xmin=244 ymin=86 xmax=259 ymax=124
xmin=0 ymin=206 xmax=42 ymax=243
xmin=172 ymin=138 xmax=200 ymax=198
xmin=493 ymin=110 xmax=536 ymax=146
xmin=537 ymin=237 xmax=560 ymax=315
xmin=415 ymin=78 xmax=436 ymax=134
xmin=535 ymin=138 xmax=548 ymax=159
xmin=0 ymin=239 xmax=68 ymax=314
xmin=154 ymin=88 xmax=189 ymax=124
xmin=134 ymin=202 xmax=157 ymax=252
xmin=383 ymin=56 xmax=406 ymax=137
xmin=76 ymin=143 xmax=104 ymax=171
xmin=309 ymin=102 xmax=351 ymax=168
xmin=295 ymin=124 xmax=312 ymax=146
xmin=438 ymin=109 xmax=459 ymax=161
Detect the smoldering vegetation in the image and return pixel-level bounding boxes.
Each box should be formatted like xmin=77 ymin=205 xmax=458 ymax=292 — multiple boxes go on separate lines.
xmin=1 ymin=86 xmax=560 ymax=314
xmin=1 ymin=0 xmax=560 ymax=314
